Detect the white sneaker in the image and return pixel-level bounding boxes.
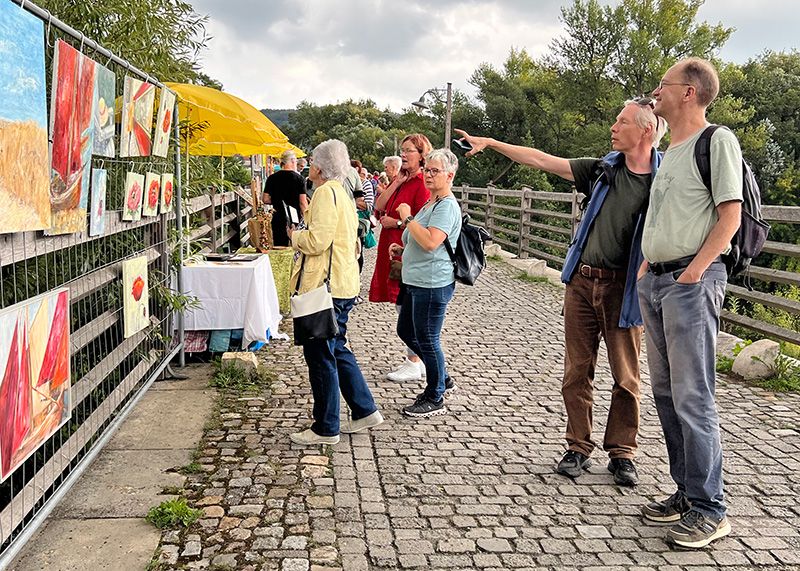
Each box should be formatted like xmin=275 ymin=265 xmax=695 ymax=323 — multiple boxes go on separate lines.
xmin=290 ymin=429 xmax=339 ymax=445
xmin=387 ymin=359 xmax=423 ymax=382
xmin=341 ymin=411 xmax=384 ymax=434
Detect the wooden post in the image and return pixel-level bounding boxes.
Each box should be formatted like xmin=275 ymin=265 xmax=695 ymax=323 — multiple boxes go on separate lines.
xmin=207 ymin=193 xmax=217 ymax=251
xmin=570 ymin=190 xmax=583 ymax=239
xmin=486 ymin=185 xmax=494 ymax=230
xmin=460 ymin=184 xmax=468 ymax=215
xmin=518 ymin=187 xmax=532 ymax=259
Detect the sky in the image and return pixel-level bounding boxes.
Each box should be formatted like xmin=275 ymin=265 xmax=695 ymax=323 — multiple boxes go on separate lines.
xmin=188 ymin=0 xmax=799 ymax=113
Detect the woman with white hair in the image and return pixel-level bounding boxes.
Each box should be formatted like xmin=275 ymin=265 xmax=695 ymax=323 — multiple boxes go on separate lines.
xmin=288 ymin=139 xmax=384 ymax=445
xmin=392 ymin=149 xmax=462 ymax=418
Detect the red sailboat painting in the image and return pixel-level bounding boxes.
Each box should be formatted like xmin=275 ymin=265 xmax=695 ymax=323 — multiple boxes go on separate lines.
xmin=120 ymin=76 xmax=155 ymax=157
xmin=0 ymin=288 xmax=71 ymax=482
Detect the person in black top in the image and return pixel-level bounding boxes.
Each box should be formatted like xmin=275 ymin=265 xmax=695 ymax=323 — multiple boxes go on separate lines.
xmin=263 ymin=150 xmax=308 ymax=246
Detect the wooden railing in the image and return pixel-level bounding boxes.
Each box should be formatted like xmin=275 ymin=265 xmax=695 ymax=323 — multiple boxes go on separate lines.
xmin=453 ymin=185 xmax=800 ymax=346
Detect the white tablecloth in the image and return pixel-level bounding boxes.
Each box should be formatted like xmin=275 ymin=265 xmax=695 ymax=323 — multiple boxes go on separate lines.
xmin=183 ymin=255 xmax=282 ymax=347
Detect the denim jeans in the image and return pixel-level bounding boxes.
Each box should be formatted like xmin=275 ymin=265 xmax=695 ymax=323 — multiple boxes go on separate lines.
xmin=637 ymin=262 xmax=728 ymax=519
xmin=302 ymin=297 xmax=378 ymax=436
xmin=396 ymin=283 xmax=455 ymax=402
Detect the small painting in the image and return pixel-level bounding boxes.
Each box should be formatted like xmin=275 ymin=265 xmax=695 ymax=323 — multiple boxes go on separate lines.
xmin=152 ymin=88 xmax=175 ymax=157
xmin=122 ymin=256 xmax=149 ymax=338
xmin=92 ymin=63 xmax=115 ymax=157
xmin=0 ymin=288 xmax=71 ymax=482
xmin=160 ymin=173 xmax=174 ymax=214
xmin=122 ymin=171 xmax=144 ymax=221
xmin=142 ymin=172 xmax=160 ymax=217
xmin=47 ymin=40 xmax=96 ymax=235
xmin=120 ymin=76 xmax=155 ymax=157
xmin=89 ymin=168 xmax=107 ymax=236
xmin=0 ymin=2 xmax=51 ymax=234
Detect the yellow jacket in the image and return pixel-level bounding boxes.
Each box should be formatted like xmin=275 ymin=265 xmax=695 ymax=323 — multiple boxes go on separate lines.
xmin=290 ymin=180 xmax=360 ymax=298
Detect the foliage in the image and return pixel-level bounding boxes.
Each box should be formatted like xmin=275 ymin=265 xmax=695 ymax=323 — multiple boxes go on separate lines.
xmin=753 ymin=346 xmax=800 ymax=392
xmin=145 ymin=498 xmax=203 ymax=529
xmin=210 ymin=359 xmax=274 ymax=393
xmin=716 ymin=339 xmax=752 ymax=373
xmin=514 ymin=272 xmax=550 ymax=284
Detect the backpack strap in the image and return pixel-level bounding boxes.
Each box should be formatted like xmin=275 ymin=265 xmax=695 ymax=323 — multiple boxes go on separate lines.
xmin=694 ymin=124 xmax=722 ymax=192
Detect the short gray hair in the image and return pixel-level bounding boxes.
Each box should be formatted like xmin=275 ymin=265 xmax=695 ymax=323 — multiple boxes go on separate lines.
xmin=425 ymin=148 xmax=459 ymax=174
xmin=311 ymin=140 xmax=351 ymax=183
xmin=383 ymin=155 xmax=401 ymax=169
xmin=280 ymin=150 xmax=297 ymax=166
xmin=625 ymin=100 xmax=668 ymax=147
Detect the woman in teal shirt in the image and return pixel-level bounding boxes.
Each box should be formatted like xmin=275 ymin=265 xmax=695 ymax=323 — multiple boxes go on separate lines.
xmin=392 ymin=149 xmax=462 ymax=418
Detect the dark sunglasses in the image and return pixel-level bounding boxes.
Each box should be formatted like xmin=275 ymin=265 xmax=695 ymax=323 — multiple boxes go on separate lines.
xmin=634 ymin=97 xmax=655 ymax=109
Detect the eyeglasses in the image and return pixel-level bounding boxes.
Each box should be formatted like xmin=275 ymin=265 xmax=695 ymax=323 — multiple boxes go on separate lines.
xmin=634 ymin=97 xmax=655 ymax=109
xmin=656 ymin=80 xmax=693 ymax=90
xmin=423 ymin=167 xmax=445 ymax=177
xmin=400 ymin=148 xmax=419 ymax=155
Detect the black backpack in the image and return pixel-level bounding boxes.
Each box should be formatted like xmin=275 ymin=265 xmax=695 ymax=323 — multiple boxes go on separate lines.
xmin=694 ymin=125 xmax=770 ymax=277
xmin=431 ymin=199 xmax=492 ymax=285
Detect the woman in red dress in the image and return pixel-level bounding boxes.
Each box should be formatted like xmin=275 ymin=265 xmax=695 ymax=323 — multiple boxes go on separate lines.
xmin=370 ymin=134 xmax=432 ymax=381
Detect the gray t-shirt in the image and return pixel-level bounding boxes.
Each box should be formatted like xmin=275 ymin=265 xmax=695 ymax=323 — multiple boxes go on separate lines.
xmin=642 ymin=127 xmax=743 ymax=263
xmin=401 ymin=195 xmax=462 ymax=288
xmin=570 ymin=158 xmax=651 ymax=270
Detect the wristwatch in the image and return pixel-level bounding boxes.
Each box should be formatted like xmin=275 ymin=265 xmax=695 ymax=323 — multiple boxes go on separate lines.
xmin=404 ymin=215 xmax=414 ymax=226
xmin=395 ymin=219 xmax=402 ymax=228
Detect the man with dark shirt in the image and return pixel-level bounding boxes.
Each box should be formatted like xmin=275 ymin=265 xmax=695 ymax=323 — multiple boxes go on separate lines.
xmin=263 ymin=150 xmax=308 ymax=247
xmin=455 ymin=100 xmax=665 ymax=486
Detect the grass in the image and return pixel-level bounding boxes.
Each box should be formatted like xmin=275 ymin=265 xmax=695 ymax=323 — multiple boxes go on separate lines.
xmin=514 ymin=272 xmax=550 ymax=283
xmin=716 ymin=340 xmax=751 ymax=374
xmin=753 ymin=351 xmax=800 ymax=392
xmin=210 ymin=359 xmax=274 ymax=393
xmin=178 ymin=461 xmax=203 ymax=474
xmin=145 ymin=498 xmax=203 ymax=529
xmin=486 ymin=254 xmax=503 ymax=262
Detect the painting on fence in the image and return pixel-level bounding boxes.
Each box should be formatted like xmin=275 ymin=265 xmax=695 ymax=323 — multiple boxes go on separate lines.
xmin=0 ymin=3 xmax=51 ymax=234
xmin=142 ymin=172 xmax=160 ymax=217
xmin=152 ymin=88 xmax=175 ymax=157
xmin=92 ymin=63 xmax=115 ymax=158
xmin=122 ymin=172 xmax=144 ymax=221
xmin=120 ymin=76 xmax=155 ymax=157
xmin=161 ymin=173 xmax=174 ymax=214
xmin=89 ymin=168 xmax=107 ymax=236
xmin=0 ymin=288 xmax=71 ymax=482
xmin=47 ymin=40 xmax=96 ymax=235
xmin=122 ymin=256 xmax=149 ymax=338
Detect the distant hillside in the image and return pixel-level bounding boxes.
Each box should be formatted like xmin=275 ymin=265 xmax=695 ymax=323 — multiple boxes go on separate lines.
xmin=261 ymin=108 xmax=293 ymax=128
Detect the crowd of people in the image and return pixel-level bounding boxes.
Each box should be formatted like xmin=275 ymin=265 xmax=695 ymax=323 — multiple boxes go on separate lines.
xmin=263 ymin=57 xmax=741 ymax=550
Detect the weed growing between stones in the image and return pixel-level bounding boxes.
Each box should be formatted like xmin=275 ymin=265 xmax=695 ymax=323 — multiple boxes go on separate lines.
xmin=178 ymin=461 xmax=203 ymax=474
xmin=486 ymin=254 xmax=503 ymax=262
xmin=716 ymin=340 xmax=752 ymax=373
xmin=754 ymin=348 xmax=800 ymax=392
xmin=514 ymin=272 xmax=550 ymax=283
xmin=210 ymin=359 xmax=275 ymax=393
xmin=146 ymin=498 xmax=204 ymax=529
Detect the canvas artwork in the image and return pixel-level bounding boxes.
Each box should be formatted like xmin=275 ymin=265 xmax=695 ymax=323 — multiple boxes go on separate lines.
xmin=160 ymin=173 xmax=174 ymax=215
xmin=152 ymin=88 xmax=175 ymax=157
xmin=122 ymin=256 xmax=149 ymax=338
xmin=89 ymin=168 xmax=107 ymax=236
xmin=142 ymin=172 xmax=160 ymax=217
xmin=122 ymin=171 xmax=144 ymax=221
xmin=47 ymin=40 xmax=97 ymax=235
xmin=92 ymin=63 xmax=115 ymax=157
xmin=120 ymin=76 xmax=155 ymax=157
xmin=0 ymin=2 xmax=51 ymax=234
xmin=0 ymin=288 xmax=71 ymax=482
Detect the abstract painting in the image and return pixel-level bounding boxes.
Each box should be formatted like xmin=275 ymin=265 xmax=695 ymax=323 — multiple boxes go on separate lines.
xmin=160 ymin=173 xmax=174 ymax=215
xmin=152 ymin=88 xmax=175 ymax=157
xmin=47 ymin=40 xmax=96 ymax=235
xmin=92 ymin=63 xmax=115 ymax=157
xmin=89 ymin=168 xmax=107 ymax=236
xmin=0 ymin=288 xmax=71 ymax=482
xmin=122 ymin=171 xmax=144 ymax=221
xmin=142 ymin=172 xmax=160 ymax=217
xmin=0 ymin=2 xmax=51 ymax=234
xmin=122 ymin=256 xmax=149 ymax=338
xmin=120 ymin=76 xmax=155 ymax=157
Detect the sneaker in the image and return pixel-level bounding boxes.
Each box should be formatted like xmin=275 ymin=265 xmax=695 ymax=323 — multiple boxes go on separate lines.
xmin=289 ymin=428 xmax=339 ymax=446
xmin=444 ymin=377 xmax=457 ymax=395
xmin=387 ymin=359 xmax=423 ymax=382
xmin=607 ymin=458 xmax=639 ymax=486
xmin=556 ymin=450 xmax=592 ymax=478
xmin=667 ymin=509 xmax=731 ymax=548
xmin=642 ymin=490 xmax=691 ymax=523
xmin=402 ymin=395 xmax=447 ymax=418
xmin=340 ymin=411 xmax=384 ymax=434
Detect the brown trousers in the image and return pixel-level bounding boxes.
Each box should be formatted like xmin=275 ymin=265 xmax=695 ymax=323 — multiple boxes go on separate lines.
xmin=563 ymin=272 xmax=642 ymax=459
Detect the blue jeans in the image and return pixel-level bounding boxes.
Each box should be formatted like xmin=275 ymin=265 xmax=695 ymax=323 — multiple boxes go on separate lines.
xmin=302 ymin=298 xmax=378 ymax=436
xmin=396 ymin=283 xmax=455 ymax=402
xmin=637 ymin=262 xmax=728 ymax=519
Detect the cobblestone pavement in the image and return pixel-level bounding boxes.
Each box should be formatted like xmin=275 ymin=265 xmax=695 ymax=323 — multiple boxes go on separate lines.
xmin=157 ymin=250 xmax=800 ymax=570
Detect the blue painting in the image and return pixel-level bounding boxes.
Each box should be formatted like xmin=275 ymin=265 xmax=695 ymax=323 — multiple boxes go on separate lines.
xmin=0 ymin=1 xmax=50 ymax=234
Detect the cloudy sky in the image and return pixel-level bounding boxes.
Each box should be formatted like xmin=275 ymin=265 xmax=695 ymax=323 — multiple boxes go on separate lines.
xmin=188 ymin=0 xmax=798 ymax=112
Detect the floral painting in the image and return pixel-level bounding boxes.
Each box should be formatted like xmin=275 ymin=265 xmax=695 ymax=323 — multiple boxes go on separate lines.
xmin=142 ymin=172 xmax=160 ymax=217
xmin=92 ymin=63 xmax=115 ymax=158
xmin=0 ymin=288 xmax=71 ymax=482
xmin=89 ymin=168 xmax=107 ymax=236
xmin=152 ymin=88 xmax=175 ymax=157
xmin=122 ymin=256 xmax=149 ymax=338
xmin=120 ymin=76 xmax=155 ymax=157
xmin=160 ymin=173 xmax=174 ymax=214
xmin=0 ymin=2 xmax=50 ymax=234
xmin=47 ymin=40 xmax=96 ymax=235
xmin=122 ymin=171 xmax=144 ymax=221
